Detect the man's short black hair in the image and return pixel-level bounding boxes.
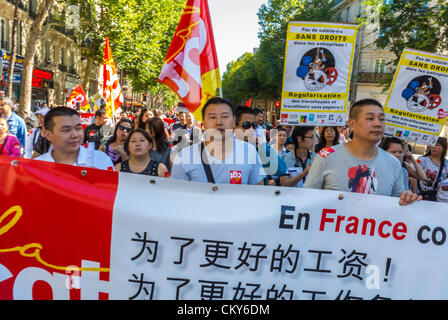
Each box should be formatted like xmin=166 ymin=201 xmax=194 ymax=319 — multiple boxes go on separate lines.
xmin=349 ymin=99 xmax=383 ymax=120
xmin=201 ymin=97 xmax=235 ymax=119
xmin=291 ymin=125 xmax=315 ymax=150
xmin=253 ymin=107 xmax=263 ymax=115
xmin=95 ymin=108 xmax=107 ymax=118
xmin=44 ymin=107 xmax=79 ymax=132
xmin=380 ymin=136 xmax=404 ymax=152
xmin=235 ymin=106 xmax=254 ymax=125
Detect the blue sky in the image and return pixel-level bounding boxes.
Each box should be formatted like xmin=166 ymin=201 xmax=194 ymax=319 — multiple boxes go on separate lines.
xmin=208 ymin=0 xmax=268 ymax=76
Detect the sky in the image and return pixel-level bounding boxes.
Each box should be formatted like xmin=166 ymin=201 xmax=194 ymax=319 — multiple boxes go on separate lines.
xmin=208 ymin=0 xmax=268 ymax=76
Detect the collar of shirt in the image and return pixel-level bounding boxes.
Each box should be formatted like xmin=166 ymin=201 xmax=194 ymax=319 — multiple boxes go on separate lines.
xmin=46 ymin=145 xmax=90 ymax=166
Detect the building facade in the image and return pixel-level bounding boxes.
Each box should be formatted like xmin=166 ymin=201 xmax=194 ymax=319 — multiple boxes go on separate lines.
xmin=0 ymin=0 xmax=99 ymax=108
xmin=334 ymin=0 xmax=447 ymax=139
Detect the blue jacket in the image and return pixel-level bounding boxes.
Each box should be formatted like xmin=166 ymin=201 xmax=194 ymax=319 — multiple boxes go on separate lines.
xmin=6 ymin=112 xmax=27 ymax=149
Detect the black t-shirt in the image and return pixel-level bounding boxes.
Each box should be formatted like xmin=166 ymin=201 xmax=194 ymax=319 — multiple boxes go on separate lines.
xmin=171 ymin=123 xmax=187 ymax=146
xmin=33 ymin=133 xmax=51 ymax=155
xmin=83 ymin=123 xmax=111 ymax=150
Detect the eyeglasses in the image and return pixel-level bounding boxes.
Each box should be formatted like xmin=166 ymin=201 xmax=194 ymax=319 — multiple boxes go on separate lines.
xmin=241 ymin=121 xmax=257 ymax=129
xmin=303 ymin=135 xmax=314 ymax=140
xmin=118 ymin=125 xmax=132 ymax=132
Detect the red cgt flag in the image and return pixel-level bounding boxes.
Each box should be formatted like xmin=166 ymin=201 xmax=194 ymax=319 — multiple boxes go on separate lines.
xmin=158 ymin=0 xmax=221 ymax=122
xmin=103 ymin=37 xmax=124 ymax=119
xmin=67 ymin=85 xmax=90 ymax=111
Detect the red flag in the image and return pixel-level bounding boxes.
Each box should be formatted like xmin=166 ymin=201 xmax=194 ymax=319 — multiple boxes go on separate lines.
xmin=67 ymin=85 xmax=90 ymax=111
xmin=245 ymin=98 xmax=252 ymax=107
xmin=158 ymin=0 xmax=221 ymax=122
xmin=103 ymin=37 xmax=124 ymax=119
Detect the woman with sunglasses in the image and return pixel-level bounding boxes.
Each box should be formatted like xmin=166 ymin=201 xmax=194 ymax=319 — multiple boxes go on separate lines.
xmin=101 ymin=118 xmax=134 ymax=166
xmin=115 ymin=128 xmax=168 ymax=177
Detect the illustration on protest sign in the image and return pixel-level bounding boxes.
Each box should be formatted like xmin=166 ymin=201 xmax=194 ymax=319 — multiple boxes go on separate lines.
xmin=384 ymin=49 xmax=448 ymax=145
xmin=280 ymin=21 xmax=359 ymax=126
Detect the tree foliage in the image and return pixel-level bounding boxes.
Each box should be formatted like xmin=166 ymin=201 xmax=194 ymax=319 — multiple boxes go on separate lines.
xmin=360 ymin=0 xmax=444 ymax=87
xmin=63 ymin=0 xmax=185 ymax=106
xmin=222 ymin=0 xmax=338 ymax=105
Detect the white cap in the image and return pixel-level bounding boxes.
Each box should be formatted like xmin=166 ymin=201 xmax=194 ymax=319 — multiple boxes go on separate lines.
xmin=35 ymin=107 xmax=50 ymax=117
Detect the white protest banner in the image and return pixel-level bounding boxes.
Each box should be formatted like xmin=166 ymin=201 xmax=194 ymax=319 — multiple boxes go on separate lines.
xmin=384 ymin=48 xmax=448 ymax=145
xmin=280 ymin=21 xmax=359 ymax=126
xmin=2 ymin=157 xmax=448 ymax=300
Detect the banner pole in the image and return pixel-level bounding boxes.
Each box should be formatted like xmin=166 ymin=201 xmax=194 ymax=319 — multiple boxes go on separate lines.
xmin=311 ymin=126 xmax=318 ymax=162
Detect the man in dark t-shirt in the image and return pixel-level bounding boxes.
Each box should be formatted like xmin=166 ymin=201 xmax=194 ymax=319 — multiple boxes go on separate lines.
xmin=83 ymin=109 xmax=112 ymax=149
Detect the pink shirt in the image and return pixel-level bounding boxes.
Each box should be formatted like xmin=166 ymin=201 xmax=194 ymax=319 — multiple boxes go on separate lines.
xmin=0 ymin=134 xmax=21 ymax=157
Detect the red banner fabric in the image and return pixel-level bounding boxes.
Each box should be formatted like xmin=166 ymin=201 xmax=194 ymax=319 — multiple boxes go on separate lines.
xmin=0 ymin=156 xmax=118 ymax=300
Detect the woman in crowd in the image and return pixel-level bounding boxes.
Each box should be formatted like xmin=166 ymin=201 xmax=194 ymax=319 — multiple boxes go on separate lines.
xmin=282 ymin=126 xmax=315 ymax=187
xmin=115 ymin=128 xmax=168 ymax=177
xmin=0 ymin=118 xmax=21 ymax=157
xmin=314 ymin=126 xmax=340 ymax=153
xmin=380 ymin=137 xmax=426 ymax=192
xmin=271 ymin=127 xmax=289 ymax=158
xmin=146 ymin=117 xmax=172 ymax=172
xmin=25 ymin=107 xmax=50 ymax=158
xmin=417 ymin=137 xmax=448 ymax=201
xmin=137 ymin=108 xmax=153 ymax=130
xmin=100 ymin=118 xmax=134 ymax=166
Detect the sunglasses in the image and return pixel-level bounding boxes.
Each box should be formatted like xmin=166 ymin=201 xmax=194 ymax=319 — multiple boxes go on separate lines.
xmin=241 ymin=121 xmax=257 ymax=129
xmin=118 ymin=125 xmax=132 ymax=132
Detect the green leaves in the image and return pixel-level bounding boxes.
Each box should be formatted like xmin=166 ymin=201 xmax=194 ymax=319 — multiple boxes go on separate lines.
xmin=360 ymin=0 xmax=443 ymax=73
xmin=222 ymin=0 xmax=338 ymax=105
xmin=68 ymin=0 xmax=185 ymax=108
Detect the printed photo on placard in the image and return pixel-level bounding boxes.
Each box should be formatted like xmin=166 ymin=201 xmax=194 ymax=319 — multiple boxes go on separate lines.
xmin=280 ymin=21 xmax=358 ymax=126
xmin=383 ymin=49 xmax=448 ymax=145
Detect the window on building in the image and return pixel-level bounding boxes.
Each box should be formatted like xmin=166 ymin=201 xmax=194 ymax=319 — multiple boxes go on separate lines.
xmin=378 ymin=26 xmax=391 ymax=38
xmin=346 ymin=6 xmax=351 ymax=22
xmin=29 ymin=0 xmax=37 ymax=17
xmin=374 ymin=59 xmax=387 ymax=73
xmin=53 ymin=46 xmax=57 ymax=63
xmin=70 ymin=51 xmax=75 ymax=69
xmin=17 ymin=21 xmax=22 ymax=55
xmin=0 ymin=18 xmax=6 ymax=50
xmin=61 ymin=47 xmax=65 ymax=66
xmin=45 ymin=41 xmax=51 ymax=61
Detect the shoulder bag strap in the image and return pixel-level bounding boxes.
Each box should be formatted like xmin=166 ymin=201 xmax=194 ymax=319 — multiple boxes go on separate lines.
xmin=433 ymin=161 xmax=445 ymax=190
xmin=0 ymin=136 xmax=9 ymax=155
xmin=200 ymin=142 xmax=215 ymax=184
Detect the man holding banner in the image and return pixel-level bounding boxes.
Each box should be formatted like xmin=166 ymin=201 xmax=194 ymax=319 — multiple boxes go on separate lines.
xmin=36 ymin=107 xmax=113 ymax=170
xmin=304 ymin=99 xmax=422 ymax=206
xmin=170 ymin=97 xmax=266 ymax=185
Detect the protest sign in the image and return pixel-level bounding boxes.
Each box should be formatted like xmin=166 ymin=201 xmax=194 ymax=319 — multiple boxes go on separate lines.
xmin=80 ymin=113 xmax=95 ymax=129
xmin=280 ymin=21 xmax=359 ymax=126
xmin=1 ymin=157 xmax=448 ymax=300
xmin=384 ymin=48 xmax=448 ymax=145
xmin=90 ymin=93 xmax=104 ymax=111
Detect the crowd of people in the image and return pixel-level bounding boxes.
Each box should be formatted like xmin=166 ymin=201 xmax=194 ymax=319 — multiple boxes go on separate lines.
xmin=1 ymin=94 xmax=448 ymax=205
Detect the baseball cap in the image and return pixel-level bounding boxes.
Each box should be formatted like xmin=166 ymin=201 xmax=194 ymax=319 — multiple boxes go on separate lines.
xmin=35 ymin=107 xmax=50 ymax=117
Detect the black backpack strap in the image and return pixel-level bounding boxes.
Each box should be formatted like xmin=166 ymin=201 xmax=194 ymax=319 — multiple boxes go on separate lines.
xmin=200 ymin=142 xmax=215 ymax=184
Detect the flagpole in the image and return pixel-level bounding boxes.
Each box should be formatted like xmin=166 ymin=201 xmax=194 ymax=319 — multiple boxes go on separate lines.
xmin=111 ymin=96 xmax=116 ymax=126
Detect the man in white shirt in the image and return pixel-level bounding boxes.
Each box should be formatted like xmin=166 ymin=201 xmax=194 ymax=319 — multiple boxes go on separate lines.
xmin=170 ymin=97 xmax=266 ymax=185
xmin=35 ymin=107 xmax=114 ymax=170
